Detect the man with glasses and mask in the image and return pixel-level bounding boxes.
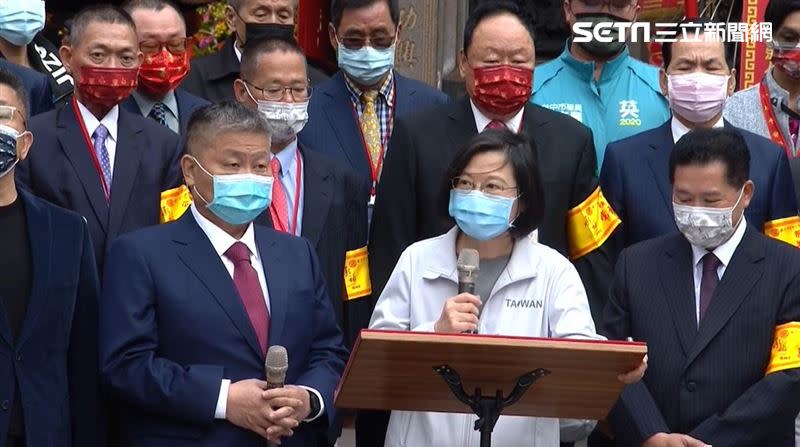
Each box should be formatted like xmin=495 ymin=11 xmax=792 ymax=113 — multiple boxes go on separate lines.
xmin=120 ymin=0 xmax=208 ymax=136
xmin=533 ymin=0 xmax=669 ymax=171
xmin=601 ymin=128 xmax=800 ymax=447
xmin=183 ymin=0 xmax=329 ymax=103
xmin=0 ymin=68 xmax=103 ymax=447
xmin=299 ymin=0 xmax=448 ymax=212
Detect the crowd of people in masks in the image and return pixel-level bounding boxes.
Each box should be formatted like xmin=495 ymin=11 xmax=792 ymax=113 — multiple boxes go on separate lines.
xmin=0 ymin=0 xmax=799 ymax=447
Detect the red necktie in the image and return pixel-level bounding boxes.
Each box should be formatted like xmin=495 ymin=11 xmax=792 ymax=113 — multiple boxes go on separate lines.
xmin=224 ymin=242 xmax=269 ymax=354
xmin=699 ymin=253 xmax=721 ymax=321
xmin=484 ymin=120 xmax=507 ymax=131
xmin=269 ymin=158 xmax=289 ymax=232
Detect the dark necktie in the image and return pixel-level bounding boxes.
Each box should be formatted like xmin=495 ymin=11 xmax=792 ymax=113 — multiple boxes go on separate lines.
xmin=484 ymin=120 xmax=507 ymax=131
xmin=149 ymin=102 xmax=168 ymax=127
xmin=224 ymin=241 xmax=269 ymax=354
xmin=699 ymin=252 xmax=721 ymax=321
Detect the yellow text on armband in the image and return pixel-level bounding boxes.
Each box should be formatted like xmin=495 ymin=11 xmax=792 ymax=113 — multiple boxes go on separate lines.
xmin=344 ymin=246 xmax=371 ymax=301
xmin=766 ymin=321 xmax=800 ymax=375
xmin=566 ymin=186 xmax=621 ymax=260
xmin=160 ymin=185 xmax=193 ymax=224
xmin=764 ymin=216 xmax=800 ymax=248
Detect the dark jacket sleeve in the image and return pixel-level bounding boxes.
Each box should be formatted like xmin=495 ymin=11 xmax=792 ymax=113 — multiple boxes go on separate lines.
xmin=767 ymin=148 xmax=799 ymax=223
xmin=30 ymin=72 xmax=54 ymax=117
xmin=160 ymin=130 xmax=183 ymax=191
xmin=342 ymin=166 xmax=371 ymax=348
xmin=603 ymin=249 xmax=671 ymax=446
xmin=69 ymin=219 xmax=106 ymax=447
xmin=599 ymin=141 xmax=628 ymax=267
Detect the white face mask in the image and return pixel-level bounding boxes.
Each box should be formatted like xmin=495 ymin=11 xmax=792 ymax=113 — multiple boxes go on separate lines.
xmin=245 ymin=84 xmax=309 ymax=142
xmin=673 ymin=187 xmax=744 ymax=249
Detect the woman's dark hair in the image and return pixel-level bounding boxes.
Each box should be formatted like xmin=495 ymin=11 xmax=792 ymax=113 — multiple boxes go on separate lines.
xmin=439 ymin=129 xmax=544 ymax=239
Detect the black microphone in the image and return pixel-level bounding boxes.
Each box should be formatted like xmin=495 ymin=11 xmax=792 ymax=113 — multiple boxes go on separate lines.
xmin=457 ymin=249 xmax=480 ymax=334
xmin=265 ymin=345 xmax=288 ymax=389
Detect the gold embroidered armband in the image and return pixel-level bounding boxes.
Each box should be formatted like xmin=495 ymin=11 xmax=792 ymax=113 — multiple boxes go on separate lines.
xmin=566 ymin=186 xmax=621 ymax=259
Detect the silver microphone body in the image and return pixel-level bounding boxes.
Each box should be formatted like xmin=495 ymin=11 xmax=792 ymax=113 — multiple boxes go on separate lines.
xmin=457 ymin=249 xmax=480 ymax=334
xmin=265 ymin=346 xmax=288 ymax=447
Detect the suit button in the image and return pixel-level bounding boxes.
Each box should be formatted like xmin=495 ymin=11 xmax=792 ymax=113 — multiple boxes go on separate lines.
xmin=15 ymin=354 xmax=20 ymax=362
xmin=686 ymin=381 xmax=697 ymax=392
xmin=1 ymin=400 xmax=8 ymax=410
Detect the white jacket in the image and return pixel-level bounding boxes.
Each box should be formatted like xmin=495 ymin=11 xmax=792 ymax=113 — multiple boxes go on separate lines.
xmin=369 ymin=227 xmax=603 ymax=447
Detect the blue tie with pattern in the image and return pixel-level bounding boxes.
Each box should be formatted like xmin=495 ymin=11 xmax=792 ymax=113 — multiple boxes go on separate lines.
xmin=92 ymin=124 xmax=112 ymax=196
xmin=149 ymin=102 xmax=168 ymax=127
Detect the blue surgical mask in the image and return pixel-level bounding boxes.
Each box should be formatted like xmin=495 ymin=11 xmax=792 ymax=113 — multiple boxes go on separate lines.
xmin=448 ymin=189 xmax=516 ymax=241
xmin=191 ymin=157 xmax=273 ymax=225
xmin=0 ymin=0 xmax=45 ymax=46
xmin=336 ymin=37 xmax=396 ymax=86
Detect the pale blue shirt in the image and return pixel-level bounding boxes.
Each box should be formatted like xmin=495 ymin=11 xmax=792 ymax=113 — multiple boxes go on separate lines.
xmin=274 ymin=138 xmax=304 ymax=237
xmin=131 ymin=89 xmax=180 ymax=134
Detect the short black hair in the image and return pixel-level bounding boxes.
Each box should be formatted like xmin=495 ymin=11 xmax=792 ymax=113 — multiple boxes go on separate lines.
xmin=765 ymin=0 xmax=800 ymax=30
xmin=122 ymin=0 xmax=186 ymax=27
xmin=463 ymin=1 xmax=535 ymax=54
xmin=330 ymin=0 xmax=399 ymax=29
xmin=186 ymin=101 xmax=271 ymax=156
xmin=0 ymin=69 xmax=29 ymax=122
xmin=70 ymin=5 xmax=137 ymax=48
xmin=439 ymin=129 xmax=544 ymax=240
xmin=669 ymin=128 xmax=750 ymax=189
xmin=661 ymin=17 xmax=732 ymax=69
xmin=240 ymin=37 xmax=307 ymax=81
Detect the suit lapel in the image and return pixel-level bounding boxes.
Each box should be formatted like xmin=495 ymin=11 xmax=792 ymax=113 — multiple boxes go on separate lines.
xmin=173 ymin=213 xmax=263 ymax=359
xmin=684 ymin=229 xmax=764 ymax=368
xmin=645 ymin=122 xmax=675 ymax=213
xmin=392 ymin=72 xmax=416 ymax=117
xmin=175 ymin=90 xmax=191 ymax=135
xmin=447 ymin=96 xmax=479 ymax=148
xmin=57 ymin=105 xmax=109 ymax=233
xmin=299 ymin=148 xmax=331 ymax=247
xmin=322 ymin=73 xmax=370 ymax=176
xmin=257 ymin=228 xmax=287 ymax=346
xmin=15 ymin=190 xmax=52 ymax=349
xmin=107 ymin=111 xmax=142 ymax=239
xmin=659 ymin=236 xmax=698 ymax=356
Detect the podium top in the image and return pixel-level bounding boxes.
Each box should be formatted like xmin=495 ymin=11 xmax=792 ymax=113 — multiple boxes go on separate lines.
xmin=335 ymin=330 xmax=647 ymax=420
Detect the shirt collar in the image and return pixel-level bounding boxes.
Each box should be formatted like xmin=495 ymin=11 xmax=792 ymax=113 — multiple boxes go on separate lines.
xmin=274 ymin=138 xmax=299 ymax=177
xmin=234 ymin=42 xmax=243 ymax=63
xmin=671 ymin=115 xmax=724 ymax=143
xmin=189 ymin=202 xmax=259 ymax=260
xmin=131 ymin=89 xmax=178 ymax=118
xmin=76 ymin=100 xmax=119 ymax=142
xmin=559 ymin=40 xmax=631 ymax=82
xmin=344 ymin=70 xmax=395 ymax=108
xmin=690 ymin=215 xmax=747 ymax=270
xmin=469 ymin=99 xmax=524 ymax=133
xmin=765 ymin=68 xmax=800 ymax=111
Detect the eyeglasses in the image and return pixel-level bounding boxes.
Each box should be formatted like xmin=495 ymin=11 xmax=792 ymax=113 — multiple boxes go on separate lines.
xmin=0 ymin=106 xmax=26 ymax=128
xmin=572 ymin=0 xmax=637 ymax=11
xmin=139 ymin=37 xmax=192 ymax=56
xmin=452 ymin=177 xmax=518 ymax=195
xmin=335 ymin=31 xmax=397 ymax=50
xmin=244 ymin=80 xmax=312 ymax=101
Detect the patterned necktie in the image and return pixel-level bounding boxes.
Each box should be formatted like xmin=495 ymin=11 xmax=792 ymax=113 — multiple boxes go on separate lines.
xmin=92 ymin=124 xmax=112 ymax=196
xmin=269 ymin=158 xmax=289 ymax=232
xmin=360 ymin=90 xmax=382 ymax=173
xmin=484 ymin=120 xmax=507 ymax=131
xmin=224 ymin=241 xmax=269 ymax=355
xmin=699 ymin=252 xmax=721 ymax=321
xmin=149 ymin=102 xmax=168 ymax=127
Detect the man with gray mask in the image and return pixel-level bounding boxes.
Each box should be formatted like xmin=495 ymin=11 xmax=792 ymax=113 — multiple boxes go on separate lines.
xmin=532 ymin=0 xmax=669 ymax=171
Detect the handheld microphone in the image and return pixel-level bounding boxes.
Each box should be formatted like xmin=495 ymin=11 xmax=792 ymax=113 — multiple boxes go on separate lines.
xmin=457 ymin=249 xmax=480 ymax=334
xmin=265 ymin=345 xmax=288 ymax=390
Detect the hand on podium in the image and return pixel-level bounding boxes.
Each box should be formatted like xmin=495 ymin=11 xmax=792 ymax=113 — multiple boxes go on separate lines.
xmin=433 ymin=293 xmax=482 ymax=333
xmin=642 ymin=432 xmax=711 ymax=447
xmin=618 ymin=354 xmax=648 ymax=384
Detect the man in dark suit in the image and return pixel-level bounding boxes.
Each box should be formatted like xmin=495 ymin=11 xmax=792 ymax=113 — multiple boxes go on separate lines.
xmin=100 ymin=101 xmax=348 ymax=447
xmin=0 ymin=58 xmax=52 ymax=117
xmin=791 ymin=157 xmax=800 ymax=212
xmin=298 ymin=0 xmax=450 ymax=197
xmin=234 ymin=37 xmax=371 ymax=350
xmin=364 ymin=2 xmax=618 ymax=446
xmin=15 ymin=5 xmax=182 ymax=269
xmin=121 ymin=0 xmax=208 ymax=136
xmin=601 ymin=23 xmax=800 ymax=263
xmin=0 ymin=69 xmax=103 ymax=447
xmin=602 ymin=128 xmax=800 ymax=447
xmin=182 ymin=0 xmax=328 ymax=103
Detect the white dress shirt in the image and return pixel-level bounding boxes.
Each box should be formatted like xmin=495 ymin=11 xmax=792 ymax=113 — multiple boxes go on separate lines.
xmin=671 ymin=115 xmax=724 ymax=144
xmin=190 ymin=204 xmax=324 ymax=422
xmin=470 ymin=99 xmax=525 ymax=133
xmin=690 ymin=216 xmax=747 ymax=325
xmin=234 ymin=43 xmax=243 ymax=62
xmin=76 ymin=101 xmax=119 ymax=175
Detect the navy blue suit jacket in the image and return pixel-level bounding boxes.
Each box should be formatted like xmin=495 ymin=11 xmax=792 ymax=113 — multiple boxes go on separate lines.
xmin=0 ymin=189 xmax=103 ymax=447
xmin=603 ymin=228 xmax=800 ymax=446
xmin=99 ymin=212 xmax=349 ymax=447
xmin=298 ymin=71 xmax=449 ymax=188
xmin=120 ymin=88 xmax=209 ymax=136
xmin=0 ymin=58 xmax=53 ymax=117
xmin=600 ymin=120 xmax=798 ymax=261
xmin=16 ymin=103 xmax=182 ymax=269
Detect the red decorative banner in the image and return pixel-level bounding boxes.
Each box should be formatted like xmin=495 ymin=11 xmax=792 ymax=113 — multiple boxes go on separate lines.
xmin=739 ymin=0 xmax=771 ymax=89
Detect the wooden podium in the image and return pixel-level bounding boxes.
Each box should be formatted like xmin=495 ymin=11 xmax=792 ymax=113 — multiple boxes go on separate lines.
xmin=336 ymin=330 xmax=647 ymax=446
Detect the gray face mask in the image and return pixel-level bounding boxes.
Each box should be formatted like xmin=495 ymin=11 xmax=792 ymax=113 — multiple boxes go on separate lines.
xmin=573 ymin=12 xmax=628 ymax=58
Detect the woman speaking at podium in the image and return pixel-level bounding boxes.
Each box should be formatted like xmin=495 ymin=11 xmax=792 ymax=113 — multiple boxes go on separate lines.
xmin=369 ymin=130 xmax=645 ymax=446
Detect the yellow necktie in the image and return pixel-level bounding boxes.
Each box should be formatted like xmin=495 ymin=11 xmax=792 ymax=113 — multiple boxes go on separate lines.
xmin=359 ymin=90 xmax=382 ymax=174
